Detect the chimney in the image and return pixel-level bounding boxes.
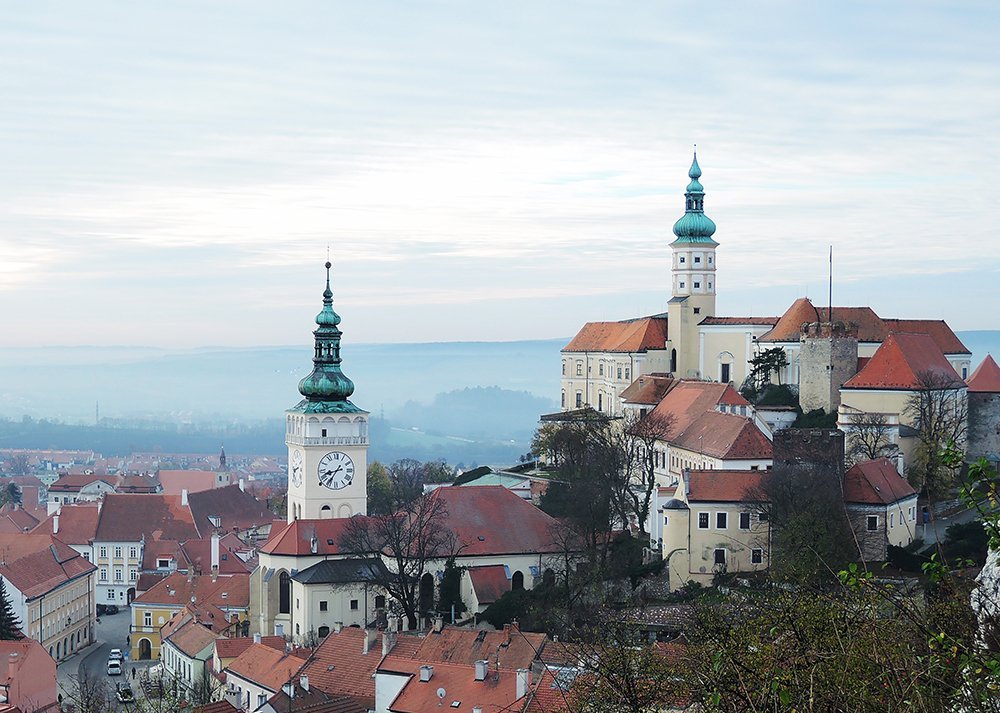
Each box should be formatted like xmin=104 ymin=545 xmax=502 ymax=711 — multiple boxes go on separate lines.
xmin=211 ymin=533 xmax=220 ymax=573
xmin=503 ymin=622 xmax=511 ymax=645
xmin=433 ymin=615 xmax=444 ymax=633
xmin=363 ymin=629 xmax=377 ymax=655
xmin=282 ymin=683 xmax=294 ymax=698
xmin=381 ymin=631 xmax=396 ymax=657
xmin=8 ymin=652 xmax=18 ymax=681
xmin=239 ymin=478 xmax=245 ymax=492
xmin=53 ymin=514 xmax=60 ymax=535
xmin=334 ymin=621 xmax=342 ymax=634
xmin=419 ymin=665 xmax=433 ymax=682
xmin=388 ymin=616 xmax=398 ymax=633
xmin=47 ymin=500 xmax=60 ymax=516
xmin=516 ymin=669 xmax=531 ymax=699
xmin=253 ymin=632 xmax=261 ymax=644
xmin=474 ymin=660 xmax=488 ymax=682
xmin=274 ymin=623 xmax=284 ymax=637
xmin=181 ymin=489 xmax=188 ymax=506
xmin=299 ymin=675 xmax=309 ymax=692
xmin=473 ymin=708 xmax=483 ymax=713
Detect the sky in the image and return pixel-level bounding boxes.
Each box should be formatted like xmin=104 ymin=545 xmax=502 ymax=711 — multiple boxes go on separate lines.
xmin=1 ymin=1 xmax=998 ymax=348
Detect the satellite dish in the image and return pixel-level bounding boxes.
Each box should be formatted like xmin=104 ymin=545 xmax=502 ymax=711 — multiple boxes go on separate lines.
xmin=436 ymin=687 xmax=446 ymax=700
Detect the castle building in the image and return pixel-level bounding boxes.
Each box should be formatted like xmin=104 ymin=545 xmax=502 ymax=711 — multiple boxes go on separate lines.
xmin=285 ymin=262 xmax=369 ymax=522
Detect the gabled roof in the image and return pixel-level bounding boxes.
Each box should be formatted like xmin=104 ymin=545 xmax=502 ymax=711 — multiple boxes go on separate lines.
xmin=968 ymin=355 xmax=1000 ymax=393
xmin=296 ymin=627 xmax=381 ymax=707
xmin=164 ymin=618 xmax=218 ymax=658
xmin=267 ymin=684 xmax=366 ymax=713
xmin=180 ymin=537 xmax=254 ymax=575
xmin=380 ymin=657 xmax=526 ymax=713
xmin=686 ymin=470 xmax=769 ymax=503
xmin=673 ymin=411 xmax=772 ymax=460
xmin=842 ymin=333 xmax=964 ymax=390
xmin=0 ymin=533 xmax=96 ymax=599
xmin=882 ymin=319 xmax=970 ymax=355
xmin=843 ymin=459 xmax=918 ymax=505
xmin=0 ymin=506 xmax=40 ymax=534
xmin=397 ymin=625 xmax=545 ymax=672
xmin=215 ymin=635 xmax=287 ymax=661
xmin=48 ymin=474 xmax=116 ymax=492
xmin=94 ymin=493 xmax=200 ymax=542
xmin=467 ymin=566 xmax=509 ymax=606
xmin=31 ymin=503 xmax=100 ymax=545
xmin=115 ymin=473 xmax=162 ymax=493
xmin=225 ymin=643 xmax=307 ymax=693
xmin=430 ymin=486 xmax=562 ymax=556
xmin=131 ymin=571 xmax=249 ymax=609
xmin=187 ymin=484 xmax=274 ymax=535
xmin=562 ymin=316 xmax=668 ymax=353
xmin=261 ymin=517 xmax=363 ymax=557
xmin=619 ymin=374 xmax=677 ymax=405
xmin=291 ymin=558 xmax=389 ymax=585
xmin=158 ymin=470 xmax=229 ymax=497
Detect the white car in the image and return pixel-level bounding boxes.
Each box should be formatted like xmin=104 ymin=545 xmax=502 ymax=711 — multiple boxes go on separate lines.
xmin=107 ymin=660 xmax=123 ymax=676
xmin=109 ymin=648 xmax=123 ymax=661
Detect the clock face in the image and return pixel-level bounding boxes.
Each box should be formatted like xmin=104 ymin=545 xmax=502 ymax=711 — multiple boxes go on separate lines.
xmin=290 ymin=450 xmax=303 ymax=488
xmin=317 ymin=451 xmax=355 ymax=490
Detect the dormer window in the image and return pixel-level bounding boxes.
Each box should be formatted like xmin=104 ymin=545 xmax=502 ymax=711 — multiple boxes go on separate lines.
xmin=209 ymin=516 xmax=221 ymax=528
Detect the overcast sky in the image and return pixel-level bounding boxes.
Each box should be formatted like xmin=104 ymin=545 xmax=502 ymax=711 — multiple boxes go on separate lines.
xmin=1 ymin=1 xmax=997 ymax=348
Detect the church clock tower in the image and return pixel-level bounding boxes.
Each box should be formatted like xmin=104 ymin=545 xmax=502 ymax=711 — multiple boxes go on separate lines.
xmin=667 ymin=150 xmax=719 ymax=377
xmin=285 ymin=262 xmax=368 ymax=522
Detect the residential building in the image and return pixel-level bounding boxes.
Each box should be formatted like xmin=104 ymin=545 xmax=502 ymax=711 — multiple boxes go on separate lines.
xmin=47 ymin=474 xmax=116 ymax=504
xmin=843 ymin=458 xmax=919 ymax=561
xmin=0 ymin=638 xmax=58 ymax=712
xmin=261 ymin=680 xmax=366 ymax=713
xmin=161 ymin=615 xmax=219 ymax=696
xmin=0 ymin=534 xmax=96 ymax=661
xmin=223 ymin=643 xmax=308 ymax=712
xmin=290 ymin=558 xmax=390 ymax=641
xmin=294 ymin=626 xmax=391 ymax=711
xmin=30 ymin=502 xmax=101 ymax=562
xmin=188 ymin=483 xmax=276 ymax=543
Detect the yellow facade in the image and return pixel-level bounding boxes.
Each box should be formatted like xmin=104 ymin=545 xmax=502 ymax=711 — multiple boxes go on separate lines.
xmin=130 ymin=601 xmax=249 ymax=661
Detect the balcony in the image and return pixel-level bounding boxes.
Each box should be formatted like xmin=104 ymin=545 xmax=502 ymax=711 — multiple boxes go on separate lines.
xmin=285 ymin=435 xmax=368 ymax=447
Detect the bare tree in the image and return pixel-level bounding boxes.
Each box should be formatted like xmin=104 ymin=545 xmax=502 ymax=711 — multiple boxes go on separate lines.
xmin=905 ymin=369 xmax=968 ymax=498
xmin=616 ymin=410 xmax=675 ymax=539
xmin=341 ymin=489 xmax=456 ymax=630
xmin=845 ymin=411 xmax=900 ymax=466
xmin=65 ymin=670 xmax=112 ymax=713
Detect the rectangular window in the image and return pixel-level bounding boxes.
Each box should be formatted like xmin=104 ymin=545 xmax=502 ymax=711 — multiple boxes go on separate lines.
xmin=866 ymin=515 xmax=879 ymax=532
xmin=114 ymin=569 xmax=123 ymax=582
xmin=575 ymin=392 xmax=583 ymax=408
xmin=721 ymin=363 xmax=731 ymax=383
xmin=624 ymin=368 xmax=630 ymax=380
xmin=99 ymin=547 xmax=107 ymax=558
xmin=694 ymin=256 xmax=701 ymax=264
xmin=739 ymin=512 xmax=751 ymax=530
xmin=561 ymin=392 xmax=566 ymax=408
xmin=698 ymin=513 xmax=710 ymax=529
xmin=350 ymin=599 xmax=359 ymax=610
xmin=321 ymin=428 xmax=327 ymax=437
xmin=144 ymin=611 xmax=152 ymax=627
xmin=319 ymin=601 xmax=328 ymax=611
xmin=114 ymin=547 xmax=122 ymax=558
xmin=106 ymin=588 xmax=114 ymax=600
xmin=716 ymin=512 xmax=728 ymax=529
xmin=758 ymin=512 xmax=769 ymax=523
xmin=663 ymin=515 xmax=669 ymax=525
xmin=129 ymin=569 xmax=137 ymax=582
xmin=157 ymin=559 xmax=170 ymax=569
xmin=561 ymin=362 xmax=566 ymax=375
xmin=576 ymin=363 xmax=583 ymax=376
xmin=129 ymin=547 xmax=137 ymax=559
xmin=598 ymin=362 xmax=604 ymax=376
xmin=714 ymin=548 xmax=726 ymax=565
xmin=890 ymin=513 xmax=895 ymax=527
xmin=679 ymin=256 xmax=686 ymax=263
xmin=617 ymin=367 xmax=622 ymax=379
xmin=83 ymin=552 xmax=89 ymax=561
xmin=694 ymin=282 xmax=700 ymax=289
xmin=99 ymin=568 xmax=107 ymax=582
xmin=679 ymin=282 xmax=685 ymax=289
xmin=751 ymin=549 xmax=763 ymax=564
xmin=693 ymin=307 xmax=700 ymax=314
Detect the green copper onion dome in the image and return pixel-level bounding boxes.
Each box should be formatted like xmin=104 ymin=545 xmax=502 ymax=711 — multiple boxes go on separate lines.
xmin=671 ymin=149 xmax=718 ymax=246
xmin=296 ymin=261 xmax=357 ymax=406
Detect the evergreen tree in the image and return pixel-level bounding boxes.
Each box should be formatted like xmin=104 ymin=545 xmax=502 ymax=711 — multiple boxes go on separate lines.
xmin=0 ymin=576 xmax=22 ymax=640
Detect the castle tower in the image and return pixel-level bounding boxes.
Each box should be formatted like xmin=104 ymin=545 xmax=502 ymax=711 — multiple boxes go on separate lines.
xmin=285 ymin=262 xmax=369 ymax=522
xmin=798 ymin=321 xmax=859 ymax=414
xmin=667 ymin=150 xmax=718 ymax=377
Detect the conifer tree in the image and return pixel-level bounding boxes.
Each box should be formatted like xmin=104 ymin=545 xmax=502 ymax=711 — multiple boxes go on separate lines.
xmin=0 ymin=576 xmax=22 ymax=640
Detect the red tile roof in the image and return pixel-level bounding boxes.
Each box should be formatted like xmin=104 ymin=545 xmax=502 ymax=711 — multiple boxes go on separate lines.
xmin=159 ymin=470 xmax=229 ymax=497
xmin=563 ymin=317 xmax=668 ymax=353
xmin=430 ymin=487 xmax=562 ymax=556
xmin=180 ymin=537 xmax=254 ymax=575
xmin=261 ymin=518 xmax=362 ymax=556
xmin=842 ymin=333 xmax=964 ymax=390
xmin=0 ymin=533 xmax=96 ymax=599
xmin=686 ymin=470 xmax=769 ymax=503
xmin=673 ymin=411 xmax=773 ymax=460
xmin=193 ymin=701 xmax=239 ymax=713
xmin=31 ymin=503 xmax=100 ymax=545
xmin=380 ymin=657 xmax=525 ymax=713
xmin=297 ymin=627 xmax=382 ymax=707
xmin=94 ymin=493 xmax=200 ymax=542
xmin=48 ymin=474 xmax=116 ymax=492
xmin=468 ymin=566 xmax=510 ymax=606
xmin=132 ymin=571 xmax=249 ymax=609
xmin=397 ymin=625 xmax=545 ymax=672
xmin=843 ymin=459 xmax=918 ymax=505
xmin=215 ymin=635 xmax=286 ymax=660
xmin=882 ymin=319 xmax=970 ymax=354
xmin=165 ymin=619 xmax=219 ymax=658
xmin=699 ymin=316 xmax=779 ymax=326
xmin=0 ymin=506 xmax=40 ymax=534
xmin=968 ymin=355 xmax=1000 ymax=393
xmin=619 ymin=375 xmax=677 ymax=405
xmin=225 ymin=643 xmax=308 ymax=693
xmin=187 ymin=484 xmax=274 ymax=535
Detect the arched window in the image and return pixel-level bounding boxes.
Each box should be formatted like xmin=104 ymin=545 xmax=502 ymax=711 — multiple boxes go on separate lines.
xmin=279 ymin=572 xmax=291 ymax=614
xmin=511 ymin=571 xmax=524 ymax=590
xmin=320 ymin=505 xmax=332 ymax=519
xmin=419 ymin=573 xmax=435 ymax=614
xmin=318 ymin=626 xmax=330 ymax=638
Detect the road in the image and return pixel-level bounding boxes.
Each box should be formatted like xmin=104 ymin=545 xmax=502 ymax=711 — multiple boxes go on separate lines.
xmin=57 ymin=609 xmax=151 ymax=704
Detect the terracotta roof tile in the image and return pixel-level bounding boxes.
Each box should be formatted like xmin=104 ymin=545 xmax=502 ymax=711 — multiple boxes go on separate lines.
xmin=193 ymin=701 xmax=239 ymax=713
xmin=842 ymin=333 xmax=963 ymax=390
xmin=48 ymin=474 xmax=117 ymax=492
xmin=225 ymin=643 xmax=308 ymax=693
xmin=396 ymin=625 xmax=545 ymax=672
xmin=180 ymin=538 xmax=254 ymax=575
xmin=297 ymin=627 xmax=381 ymax=706
xmin=430 ymin=487 xmax=562 ymax=556
xmin=844 ymin=459 xmax=918 ymax=505
xmin=132 ymin=571 xmax=249 ymax=609
xmin=686 ymin=470 xmax=769 ymax=503
xmin=95 ymin=493 xmax=200 ymax=542
xmin=159 ymin=470 xmax=229 ymax=497
xmin=619 ymin=375 xmax=677 ymax=405
xmin=968 ymin=355 xmax=1000 ymax=393
xmin=0 ymin=533 xmax=96 ymax=599
xmin=215 ymin=636 xmax=286 ymax=660
xmin=31 ymin=503 xmax=100 ymax=545
xmin=267 ymin=685 xmax=366 ymax=713
xmin=380 ymin=657 xmax=525 ymax=713
xmin=468 ymin=566 xmax=510 ymax=606
xmin=882 ymin=319 xmax=970 ymax=354
xmin=165 ymin=619 xmax=219 ymax=658
xmin=187 ymin=485 xmax=274 ymax=535
xmin=261 ymin=518 xmax=362 ymax=557
xmin=563 ymin=317 xmax=668 ymax=353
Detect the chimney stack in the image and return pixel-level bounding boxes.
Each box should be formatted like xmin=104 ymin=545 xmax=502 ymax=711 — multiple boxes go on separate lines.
xmin=47 ymin=500 xmax=60 ymax=516
xmin=433 ymin=616 xmax=444 ymax=633
xmin=419 ymin=665 xmax=433 ymax=682
xmin=181 ymin=489 xmax=188 ymax=506
xmin=474 ymin=660 xmax=488 ymax=682
xmin=239 ymin=478 xmax=245 ymax=492
xmin=516 ymin=669 xmax=531 ymax=699
xmin=299 ymin=675 xmax=309 ymax=692
xmin=274 ymin=623 xmax=284 ymax=637
xmin=362 ymin=629 xmax=378 ymax=655
xmin=211 ymin=532 xmax=220 ymax=576
xmin=8 ymin=652 xmax=18 ymax=681
xmin=53 ymin=514 xmax=60 ymax=535
xmin=282 ymin=683 xmax=294 ymax=698
xmin=334 ymin=621 xmax=342 ymax=634
xmin=382 ymin=631 xmax=396 ymax=657
xmin=253 ymin=632 xmax=261 ymax=644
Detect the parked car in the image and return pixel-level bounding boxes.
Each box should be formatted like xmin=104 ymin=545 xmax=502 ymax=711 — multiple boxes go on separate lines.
xmin=107 ymin=659 xmax=123 ymax=676
xmin=116 ymin=683 xmax=135 ymax=703
xmin=109 ymin=648 xmax=123 ymax=661
xmin=96 ymin=604 xmax=119 ymax=616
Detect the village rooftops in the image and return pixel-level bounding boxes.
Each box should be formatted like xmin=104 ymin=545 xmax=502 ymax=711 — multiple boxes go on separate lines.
xmin=262 ymin=517 xmax=363 ymax=557
xmin=685 ymin=469 xmax=770 ymax=503
xmin=843 ymin=459 xmax=918 ymax=506
xmin=188 ymin=484 xmax=274 ymax=535
xmin=0 ymin=533 xmax=95 ymax=599
xmin=94 ymin=493 xmax=200 ymax=542
xmin=225 ymin=643 xmax=308 ymax=694
xmin=295 ymin=626 xmax=382 ymax=709
xmin=30 ymin=502 xmax=100 ymax=544
xmin=562 ymin=315 xmax=668 ymax=353
xmin=131 ymin=570 xmax=249 ymax=609
xmin=380 ymin=657 xmax=530 ymax=713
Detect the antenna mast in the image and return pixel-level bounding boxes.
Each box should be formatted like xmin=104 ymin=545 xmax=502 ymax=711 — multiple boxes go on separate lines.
xmin=828 ymin=245 xmax=833 ymax=323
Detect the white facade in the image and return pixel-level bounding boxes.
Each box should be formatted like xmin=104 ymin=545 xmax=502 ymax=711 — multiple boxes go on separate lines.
xmin=285 ymin=412 xmax=369 ymax=521
xmin=93 ymin=539 xmax=143 ymax=605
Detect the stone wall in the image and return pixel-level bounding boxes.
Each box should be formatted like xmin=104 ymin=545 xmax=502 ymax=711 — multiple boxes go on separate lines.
xmin=772 ymin=428 xmax=845 ymax=480
xmin=798 ymin=321 xmax=859 ymax=414
xmin=969 ymin=392 xmax=1000 ymax=464
xmin=847 ymin=506 xmax=888 ymax=561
